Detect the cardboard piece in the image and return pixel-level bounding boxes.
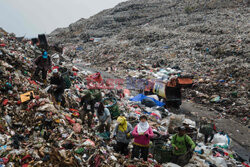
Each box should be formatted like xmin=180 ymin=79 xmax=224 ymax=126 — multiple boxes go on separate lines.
xmin=20 ymin=91 xmax=34 ymax=103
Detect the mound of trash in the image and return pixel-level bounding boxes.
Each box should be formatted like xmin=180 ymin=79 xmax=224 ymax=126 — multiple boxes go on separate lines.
xmin=48 ymin=0 xmax=249 ymax=124
xmin=0 ymin=29 xmax=249 ymax=166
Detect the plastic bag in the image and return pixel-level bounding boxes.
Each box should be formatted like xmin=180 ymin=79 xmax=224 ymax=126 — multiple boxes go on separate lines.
xmin=151 ymin=110 xmax=162 ymax=119
xmin=211 ymin=157 xmax=227 ymax=167
xmin=212 ymin=133 xmax=230 ymax=148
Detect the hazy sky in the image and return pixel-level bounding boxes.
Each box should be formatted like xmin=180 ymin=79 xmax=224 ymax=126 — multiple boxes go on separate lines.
xmin=0 ymin=0 xmax=126 ymax=37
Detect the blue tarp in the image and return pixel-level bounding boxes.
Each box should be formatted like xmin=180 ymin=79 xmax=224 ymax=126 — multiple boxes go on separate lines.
xmin=130 ymin=94 xmax=165 ymax=107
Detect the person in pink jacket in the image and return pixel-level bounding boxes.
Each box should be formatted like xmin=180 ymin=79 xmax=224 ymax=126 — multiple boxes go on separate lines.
xmin=131 ymin=115 xmax=154 ymax=161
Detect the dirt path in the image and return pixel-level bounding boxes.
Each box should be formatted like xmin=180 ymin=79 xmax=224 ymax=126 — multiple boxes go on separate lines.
xmin=181 ymin=101 xmax=250 ymax=162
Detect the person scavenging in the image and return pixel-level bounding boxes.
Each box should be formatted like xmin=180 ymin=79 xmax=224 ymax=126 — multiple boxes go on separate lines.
xmin=200 ymin=118 xmax=217 ymax=144
xmin=96 ymin=102 xmax=111 ymax=134
xmin=33 ymin=51 xmax=51 ymax=83
xmin=171 ymin=126 xmax=196 ymax=166
xmin=131 ymin=115 xmax=154 ymax=161
xmin=112 ymin=116 xmax=133 ymax=156
xmin=49 ymin=69 xmax=65 ymax=106
xmin=80 ymin=90 xmax=96 ymax=128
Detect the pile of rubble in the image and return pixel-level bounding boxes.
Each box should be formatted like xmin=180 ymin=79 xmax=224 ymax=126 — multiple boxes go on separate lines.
xmin=0 ymin=29 xmax=249 ymax=167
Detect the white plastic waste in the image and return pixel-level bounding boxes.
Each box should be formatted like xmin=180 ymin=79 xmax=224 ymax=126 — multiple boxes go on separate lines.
xmin=183 ymin=118 xmax=196 ymax=128
xmin=37 ymin=103 xmax=57 ymax=113
xmin=147 ymin=95 xmax=159 ymax=101
xmin=211 ymin=157 xmax=228 ymax=167
xmin=212 ymin=133 xmax=230 ymax=148
xmin=162 ymin=162 xmax=181 ymax=167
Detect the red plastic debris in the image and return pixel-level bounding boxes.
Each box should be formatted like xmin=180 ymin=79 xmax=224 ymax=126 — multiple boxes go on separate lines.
xmin=154 ymin=165 xmax=162 ymax=167
xmin=28 ymin=78 xmax=38 ymax=85
xmin=242 ymin=162 xmax=250 ymax=167
xmin=135 ymin=111 xmax=141 ymax=115
xmin=0 ymin=44 xmax=6 ymax=47
xmin=151 ymin=113 xmax=160 ymax=119
xmin=21 ymin=154 xmax=32 ymax=162
xmin=69 ymin=108 xmax=78 ymax=112
xmin=22 ymin=164 xmax=29 ymax=167
xmin=65 ymin=115 xmax=75 ymax=124
xmin=72 ymin=67 xmax=79 ymax=72
xmin=224 ymin=151 xmax=229 ymax=156
xmin=52 ymin=66 xmax=59 ymax=70
xmin=2 ymin=99 xmax=8 ymax=106
xmin=0 ymin=157 xmax=9 ymax=164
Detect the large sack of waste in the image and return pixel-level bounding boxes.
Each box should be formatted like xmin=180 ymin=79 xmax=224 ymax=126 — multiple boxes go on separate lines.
xmin=212 ymin=133 xmax=231 ymax=149
xmin=168 ymin=115 xmax=185 ymax=134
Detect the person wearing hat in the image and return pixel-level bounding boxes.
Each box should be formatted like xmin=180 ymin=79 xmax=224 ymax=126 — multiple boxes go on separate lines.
xmin=131 ymin=115 xmax=154 ymax=161
xmin=96 ymin=102 xmax=111 ymax=134
xmin=112 ymin=116 xmax=133 ymax=156
xmin=50 ymin=68 xmax=65 ymax=106
xmin=33 ymin=51 xmax=51 ymax=83
xmin=171 ymin=126 xmax=196 ymax=166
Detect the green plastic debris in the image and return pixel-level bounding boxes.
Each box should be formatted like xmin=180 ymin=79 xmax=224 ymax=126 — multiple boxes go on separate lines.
xmin=97 ymin=132 xmax=110 ymax=140
xmin=231 ymin=91 xmax=238 ymax=98
xmin=75 ymin=148 xmax=84 ymax=154
xmin=229 ymin=154 xmax=234 ymax=159
xmin=213 ymin=144 xmax=228 ymax=149
xmin=211 ymin=96 xmax=220 ymax=102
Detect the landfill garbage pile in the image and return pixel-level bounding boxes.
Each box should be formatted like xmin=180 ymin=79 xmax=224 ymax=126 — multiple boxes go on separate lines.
xmin=0 ymin=30 xmax=147 ymax=167
xmin=48 ymin=0 xmax=249 ymax=124
xmin=1 ymin=30 xmax=250 ymax=167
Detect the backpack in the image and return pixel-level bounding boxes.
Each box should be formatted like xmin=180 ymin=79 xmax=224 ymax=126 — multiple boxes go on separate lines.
xmin=173 ymin=134 xmax=191 ymax=150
